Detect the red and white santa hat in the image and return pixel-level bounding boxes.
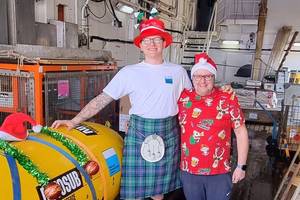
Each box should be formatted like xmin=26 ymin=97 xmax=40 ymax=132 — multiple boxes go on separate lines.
xmin=0 ymin=112 xmax=42 ymax=141
xmin=191 ymin=52 xmax=217 ymax=77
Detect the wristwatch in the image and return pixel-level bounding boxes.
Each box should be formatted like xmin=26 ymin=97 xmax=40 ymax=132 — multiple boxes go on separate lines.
xmin=237 ymin=164 xmax=247 ymax=171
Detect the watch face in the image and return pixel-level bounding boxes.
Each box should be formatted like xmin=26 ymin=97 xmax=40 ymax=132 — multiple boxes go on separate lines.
xmin=242 ymin=165 xmax=247 ymax=170
xmin=237 ymin=164 xmax=247 ymax=171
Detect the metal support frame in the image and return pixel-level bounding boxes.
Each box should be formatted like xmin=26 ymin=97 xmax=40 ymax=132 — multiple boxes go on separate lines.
xmin=255 ymin=100 xmax=278 ymax=141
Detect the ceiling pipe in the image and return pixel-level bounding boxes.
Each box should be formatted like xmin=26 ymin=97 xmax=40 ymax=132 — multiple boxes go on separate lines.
xmin=118 ymin=0 xmax=176 ymax=17
xmin=141 ymin=0 xmax=176 ymax=17
xmin=81 ymin=0 xmax=90 ymax=34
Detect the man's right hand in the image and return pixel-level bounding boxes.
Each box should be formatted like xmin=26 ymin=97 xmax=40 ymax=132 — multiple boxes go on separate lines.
xmin=51 ymin=120 xmax=77 ymax=131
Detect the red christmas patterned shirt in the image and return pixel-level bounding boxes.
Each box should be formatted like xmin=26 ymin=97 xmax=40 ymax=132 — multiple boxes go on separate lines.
xmin=178 ymin=88 xmax=245 ymax=175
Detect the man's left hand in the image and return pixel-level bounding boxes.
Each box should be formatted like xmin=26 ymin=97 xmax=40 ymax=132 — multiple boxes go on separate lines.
xmin=232 ymin=167 xmax=246 ymax=183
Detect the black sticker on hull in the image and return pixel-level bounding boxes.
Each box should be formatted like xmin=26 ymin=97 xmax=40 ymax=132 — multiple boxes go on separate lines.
xmin=36 ymin=168 xmax=83 ymax=200
xmin=75 ymin=124 xmax=97 ymax=135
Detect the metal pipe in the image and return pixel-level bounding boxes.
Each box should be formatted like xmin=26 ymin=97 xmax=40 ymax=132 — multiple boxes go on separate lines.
xmin=142 ymin=0 xmax=175 ymax=17
xmin=174 ymin=0 xmax=178 ymax=18
xmin=140 ymin=0 xmax=174 ymax=10
xmin=81 ymin=0 xmax=90 ymax=34
xmin=118 ymin=0 xmax=175 ymax=17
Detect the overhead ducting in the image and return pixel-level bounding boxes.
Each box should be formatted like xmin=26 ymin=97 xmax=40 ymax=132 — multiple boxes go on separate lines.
xmin=235 ymin=64 xmax=252 ymax=78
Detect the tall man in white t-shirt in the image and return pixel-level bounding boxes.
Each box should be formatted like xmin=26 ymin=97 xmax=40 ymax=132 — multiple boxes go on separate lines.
xmin=52 ymin=18 xmax=192 ymax=200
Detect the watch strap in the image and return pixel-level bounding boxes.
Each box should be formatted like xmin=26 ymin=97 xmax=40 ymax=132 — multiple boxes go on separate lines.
xmin=237 ymin=164 xmax=247 ymax=171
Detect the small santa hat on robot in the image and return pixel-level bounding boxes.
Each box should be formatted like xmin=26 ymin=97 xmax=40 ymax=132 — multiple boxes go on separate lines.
xmin=0 ymin=112 xmax=42 ymax=141
xmin=191 ymin=52 xmax=217 ymax=77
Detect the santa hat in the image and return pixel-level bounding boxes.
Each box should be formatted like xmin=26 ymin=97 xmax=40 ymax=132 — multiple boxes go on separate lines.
xmin=133 ymin=18 xmax=172 ymax=48
xmin=0 ymin=113 xmax=42 ymax=141
xmin=191 ymin=53 xmax=217 ymax=77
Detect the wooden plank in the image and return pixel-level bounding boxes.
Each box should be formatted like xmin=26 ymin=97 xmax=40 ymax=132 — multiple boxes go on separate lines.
xmin=278 ymin=31 xmax=299 ymax=71
xmin=291 ymin=186 xmax=300 ymax=200
xmin=274 ymin=146 xmax=300 ymax=199
xmin=291 ymin=177 xmax=300 ymax=186
xmin=265 ymin=26 xmax=292 ymax=75
xmin=252 ymin=0 xmax=267 ymax=80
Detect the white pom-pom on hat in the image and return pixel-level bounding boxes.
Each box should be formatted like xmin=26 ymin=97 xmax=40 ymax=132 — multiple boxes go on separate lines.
xmin=32 ymin=125 xmax=43 ymax=133
xmin=198 ymin=57 xmax=207 ymax=65
xmin=191 ymin=52 xmax=217 ymax=77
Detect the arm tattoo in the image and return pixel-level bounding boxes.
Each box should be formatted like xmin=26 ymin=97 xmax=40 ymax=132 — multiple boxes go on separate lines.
xmin=71 ymin=92 xmax=113 ymax=124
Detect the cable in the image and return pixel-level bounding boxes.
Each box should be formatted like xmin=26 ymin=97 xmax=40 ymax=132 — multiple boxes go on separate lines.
xmin=84 ymin=5 xmax=89 ymax=18
xmin=104 ymin=0 xmax=113 ymax=16
xmin=105 ymin=0 xmax=122 ymax=27
xmin=87 ymin=4 xmax=106 ymax=19
xmin=90 ymin=35 xmax=133 ymax=44
xmin=165 ymin=28 xmax=183 ymax=34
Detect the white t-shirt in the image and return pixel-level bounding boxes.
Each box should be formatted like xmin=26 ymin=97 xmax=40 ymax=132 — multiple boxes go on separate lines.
xmin=103 ymin=61 xmax=192 ymax=118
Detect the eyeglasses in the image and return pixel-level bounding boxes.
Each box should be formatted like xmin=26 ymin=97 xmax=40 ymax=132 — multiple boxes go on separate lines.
xmin=192 ymin=75 xmax=214 ymax=81
xmin=141 ymin=37 xmax=164 ymax=45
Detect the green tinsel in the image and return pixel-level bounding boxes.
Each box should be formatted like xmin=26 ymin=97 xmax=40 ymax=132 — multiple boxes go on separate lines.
xmin=0 ymin=139 xmax=50 ymax=186
xmin=39 ymin=127 xmax=89 ymax=166
xmin=0 ymin=127 xmax=89 ymax=187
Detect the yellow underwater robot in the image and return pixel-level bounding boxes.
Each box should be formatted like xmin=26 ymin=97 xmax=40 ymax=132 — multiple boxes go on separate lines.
xmin=0 ymin=113 xmax=123 ymax=200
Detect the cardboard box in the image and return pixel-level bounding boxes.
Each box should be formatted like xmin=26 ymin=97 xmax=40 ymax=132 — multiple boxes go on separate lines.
xmin=276 ymin=83 xmax=284 ymax=93
xmin=263 ymin=83 xmax=275 ymax=91
xmin=235 ymin=89 xmax=255 ymax=108
xmin=277 ymin=71 xmax=286 ymax=83
xmin=256 ymin=91 xmax=277 ymax=108
xmin=0 ymin=92 xmax=13 ymax=107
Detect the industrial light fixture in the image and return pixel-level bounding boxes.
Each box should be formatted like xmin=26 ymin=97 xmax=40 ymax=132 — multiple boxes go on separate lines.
xmin=222 ymin=40 xmax=240 ymax=45
xmin=293 ymin=42 xmax=300 ymax=47
xmin=116 ymin=2 xmax=134 ymax=14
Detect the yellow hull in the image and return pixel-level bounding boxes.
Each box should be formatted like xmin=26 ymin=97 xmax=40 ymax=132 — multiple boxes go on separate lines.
xmin=0 ymin=122 xmax=123 ymax=200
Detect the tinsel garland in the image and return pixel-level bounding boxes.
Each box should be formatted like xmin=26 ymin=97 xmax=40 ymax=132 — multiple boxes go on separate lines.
xmin=39 ymin=127 xmax=89 ymax=166
xmin=0 ymin=139 xmax=50 ymax=186
xmin=0 ymin=127 xmax=89 ymax=187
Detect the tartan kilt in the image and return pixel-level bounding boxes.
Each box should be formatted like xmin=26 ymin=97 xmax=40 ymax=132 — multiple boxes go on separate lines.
xmin=120 ymin=114 xmax=182 ymax=199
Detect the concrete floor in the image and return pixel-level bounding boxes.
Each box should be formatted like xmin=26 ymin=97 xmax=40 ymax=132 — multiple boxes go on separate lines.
xmin=124 ymin=130 xmax=287 ymax=200
xmin=162 ymin=130 xmax=286 ymax=200
xmin=231 ymin=131 xmax=277 ymax=200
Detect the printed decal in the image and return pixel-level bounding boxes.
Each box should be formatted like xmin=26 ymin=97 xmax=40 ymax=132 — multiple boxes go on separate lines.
xmin=191 ymin=108 xmax=202 ymax=118
xmin=75 ymin=124 xmax=97 ymax=135
xmin=216 ymin=100 xmax=229 ymax=120
xmin=191 ymin=156 xmax=199 ymax=167
xmin=198 ymin=168 xmax=211 ymax=175
xmin=102 ymin=148 xmax=120 ymax=176
xmin=200 ymin=145 xmax=210 ymax=156
xmin=179 ymin=96 xmax=192 ymax=108
xmin=37 ymin=168 xmax=83 ymax=200
xmin=165 ymin=76 xmax=173 ymax=84
xmin=181 ymin=160 xmax=189 ymax=172
xmin=189 ymin=130 xmax=204 ymax=144
xmin=197 ymin=119 xmax=214 ymax=131
xmin=212 ymin=147 xmax=225 ymax=168
xmin=182 ymin=142 xmax=189 ymax=156
xmin=205 ymin=98 xmax=213 ymax=106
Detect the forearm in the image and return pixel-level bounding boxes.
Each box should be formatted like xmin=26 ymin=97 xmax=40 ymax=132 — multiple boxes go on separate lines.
xmin=71 ymin=92 xmax=113 ymax=124
xmin=234 ymin=124 xmax=249 ymax=165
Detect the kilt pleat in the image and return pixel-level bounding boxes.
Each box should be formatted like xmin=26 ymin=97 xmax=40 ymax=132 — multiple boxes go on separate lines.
xmin=120 ymin=114 xmax=182 ymax=199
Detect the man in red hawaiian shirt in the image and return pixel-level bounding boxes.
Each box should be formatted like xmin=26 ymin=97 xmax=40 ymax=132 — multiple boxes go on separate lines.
xmin=178 ymin=53 xmax=249 ymax=200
